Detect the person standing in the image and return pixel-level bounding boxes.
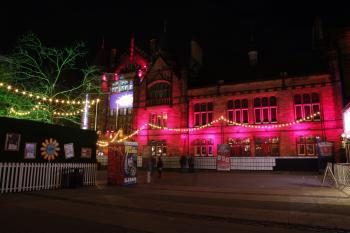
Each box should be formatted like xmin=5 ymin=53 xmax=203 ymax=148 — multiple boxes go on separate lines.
xmin=157 ymin=157 xmax=164 ymax=178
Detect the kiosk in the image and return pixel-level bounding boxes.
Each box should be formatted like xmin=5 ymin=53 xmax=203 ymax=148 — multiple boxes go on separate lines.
xmin=107 ymin=141 xmax=138 ymax=185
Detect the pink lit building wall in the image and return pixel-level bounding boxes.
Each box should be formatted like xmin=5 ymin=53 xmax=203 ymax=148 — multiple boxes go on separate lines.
xmin=133 ymin=56 xmax=344 ymax=159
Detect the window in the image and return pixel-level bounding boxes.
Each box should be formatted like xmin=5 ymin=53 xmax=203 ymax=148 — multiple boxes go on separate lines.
xmin=150 ymin=140 xmax=167 ymax=156
xmin=254 ymin=97 xmax=277 ymax=124
xmin=254 ymin=137 xmax=279 ymax=156
xmin=194 ymin=102 xmax=213 ymax=126
xmin=193 ymin=139 xmax=213 ymax=156
xmin=294 ymin=93 xmax=320 ymax=121
xmin=297 ymin=136 xmax=318 ymax=156
xmin=147 ymin=82 xmax=171 ymax=106
xmin=227 ymin=138 xmax=251 ymax=156
xmin=227 ymin=99 xmax=248 ymax=124
xmin=150 ymin=112 xmax=167 ymax=128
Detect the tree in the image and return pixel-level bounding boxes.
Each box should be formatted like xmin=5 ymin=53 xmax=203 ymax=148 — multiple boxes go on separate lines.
xmin=0 ymin=32 xmax=101 ymax=125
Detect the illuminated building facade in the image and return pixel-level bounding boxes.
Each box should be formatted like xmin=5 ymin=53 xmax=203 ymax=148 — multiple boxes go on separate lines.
xmin=92 ymin=38 xmax=148 ymax=138
xmin=131 ymin=23 xmax=345 ymax=160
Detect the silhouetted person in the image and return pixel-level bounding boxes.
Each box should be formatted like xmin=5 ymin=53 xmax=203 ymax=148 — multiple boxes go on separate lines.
xmin=157 ymin=157 xmax=163 ymax=178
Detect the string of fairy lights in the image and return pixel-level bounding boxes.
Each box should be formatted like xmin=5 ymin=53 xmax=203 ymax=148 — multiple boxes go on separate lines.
xmin=9 ymin=105 xmax=87 ymax=117
xmin=0 ymin=82 xmax=100 ymax=106
xmin=1 ymin=81 xmax=101 ymax=117
xmin=96 ymin=111 xmax=321 ymax=147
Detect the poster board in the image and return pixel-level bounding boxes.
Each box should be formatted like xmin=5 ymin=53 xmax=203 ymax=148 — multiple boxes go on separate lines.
xmin=217 ymin=144 xmax=231 ymax=171
xmin=317 ymin=142 xmax=334 ymax=157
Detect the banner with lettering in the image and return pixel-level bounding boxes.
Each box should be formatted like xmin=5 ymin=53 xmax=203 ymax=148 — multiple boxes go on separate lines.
xmin=217 ymin=144 xmax=231 ymax=171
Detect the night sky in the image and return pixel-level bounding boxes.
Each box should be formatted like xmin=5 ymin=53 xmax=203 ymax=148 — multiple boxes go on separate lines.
xmin=1 ymin=1 xmax=349 ymax=80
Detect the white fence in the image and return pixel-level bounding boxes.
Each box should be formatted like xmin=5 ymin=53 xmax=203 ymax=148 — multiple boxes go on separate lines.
xmin=334 ymin=163 xmax=350 ymax=187
xmin=0 ymin=163 xmax=97 ymax=194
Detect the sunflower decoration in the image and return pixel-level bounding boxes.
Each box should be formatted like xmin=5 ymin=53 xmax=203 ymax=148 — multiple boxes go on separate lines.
xmin=41 ymin=138 xmax=60 ymax=161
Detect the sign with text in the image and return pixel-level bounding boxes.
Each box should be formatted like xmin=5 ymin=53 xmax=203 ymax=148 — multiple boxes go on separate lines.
xmin=317 ymin=142 xmax=334 ymax=157
xmin=217 ymin=144 xmax=231 ymax=171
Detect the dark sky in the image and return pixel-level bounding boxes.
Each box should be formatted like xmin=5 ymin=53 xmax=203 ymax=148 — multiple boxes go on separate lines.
xmin=1 ymin=1 xmax=349 ymax=78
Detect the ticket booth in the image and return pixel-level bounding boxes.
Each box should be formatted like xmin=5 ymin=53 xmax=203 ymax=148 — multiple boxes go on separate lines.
xmin=107 ymin=141 xmax=138 ymax=185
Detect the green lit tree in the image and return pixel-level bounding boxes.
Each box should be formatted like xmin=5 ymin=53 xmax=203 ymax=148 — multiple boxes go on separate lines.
xmin=0 ymin=32 xmax=101 ymax=125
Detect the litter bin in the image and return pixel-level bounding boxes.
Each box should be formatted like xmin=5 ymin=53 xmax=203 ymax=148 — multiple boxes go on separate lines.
xmin=61 ymin=168 xmax=84 ymax=188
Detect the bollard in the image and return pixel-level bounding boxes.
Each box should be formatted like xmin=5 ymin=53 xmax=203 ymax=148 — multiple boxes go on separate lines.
xmin=147 ymin=171 xmax=151 ymax=183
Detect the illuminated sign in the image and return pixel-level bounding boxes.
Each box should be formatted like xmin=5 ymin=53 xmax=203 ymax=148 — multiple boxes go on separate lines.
xmin=110 ymin=91 xmax=133 ymax=109
xmin=344 ymin=107 xmax=350 ymax=138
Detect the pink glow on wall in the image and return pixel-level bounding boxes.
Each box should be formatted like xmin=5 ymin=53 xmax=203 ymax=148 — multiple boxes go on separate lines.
xmin=344 ymin=107 xmax=350 ymax=138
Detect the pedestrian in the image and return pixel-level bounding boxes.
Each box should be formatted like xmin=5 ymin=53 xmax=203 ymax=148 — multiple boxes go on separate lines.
xmin=152 ymin=156 xmax=157 ymax=173
xmin=157 ymin=156 xmax=163 ymax=178
xmin=180 ymin=155 xmax=186 ymax=173
xmin=188 ymin=156 xmax=194 ymax=173
xmin=146 ymin=156 xmax=153 ymax=183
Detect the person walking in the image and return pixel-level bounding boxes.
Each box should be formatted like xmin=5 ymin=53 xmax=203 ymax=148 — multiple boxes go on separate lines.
xmin=188 ymin=156 xmax=194 ymax=173
xmin=180 ymin=155 xmax=186 ymax=173
xmin=157 ymin=157 xmax=164 ymax=178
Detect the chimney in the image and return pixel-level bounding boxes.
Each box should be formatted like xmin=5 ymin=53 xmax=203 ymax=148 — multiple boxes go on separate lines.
xmin=191 ymin=40 xmax=203 ymax=65
xmin=280 ymin=72 xmax=287 ymax=88
xmin=150 ymin=38 xmax=157 ymax=55
xmin=248 ymin=30 xmax=258 ymax=67
xmin=110 ymin=48 xmax=117 ymax=68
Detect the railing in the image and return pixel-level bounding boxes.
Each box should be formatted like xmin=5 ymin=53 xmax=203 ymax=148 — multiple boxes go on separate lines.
xmin=0 ymin=163 xmax=97 ymax=194
xmin=137 ymin=156 xmax=275 ymax=171
xmin=333 ymin=163 xmax=350 ymax=187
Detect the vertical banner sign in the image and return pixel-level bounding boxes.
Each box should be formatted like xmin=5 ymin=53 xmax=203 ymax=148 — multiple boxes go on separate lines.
xmin=107 ymin=142 xmax=138 ymax=185
xmin=123 ymin=142 xmax=138 ymax=184
xmin=217 ymin=144 xmax=231 ymax=171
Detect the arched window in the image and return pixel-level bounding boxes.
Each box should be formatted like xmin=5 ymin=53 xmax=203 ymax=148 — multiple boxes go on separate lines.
xmin=303 ymin=94 xmax=311 ymax=104
xmin=294 ymin=94 xmax=302 ymax=104
xmin=270 ymin=96 xmax=277 ymax=106
xmin=262 ymin=97 xmax=269 ymax=107
xmin=311 ymin=93 xmax=320 ymax=103
xmin=147 ymin=82 xmax=171 ymax=106
xmin=254 ymin=98 xmax=261 ymax=107
xmin=242 ymin=99 xmax=248 ymax=108
xmin=234 ymin=100 xmax=241 ymax=109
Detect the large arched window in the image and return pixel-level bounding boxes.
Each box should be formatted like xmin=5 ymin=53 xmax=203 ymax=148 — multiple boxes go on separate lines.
xmin=147 ymin=82 xmax=171 ymax=106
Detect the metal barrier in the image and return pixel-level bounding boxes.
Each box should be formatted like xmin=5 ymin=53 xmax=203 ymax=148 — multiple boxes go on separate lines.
xmin=334 ymin=163 xmax=350 ymax=187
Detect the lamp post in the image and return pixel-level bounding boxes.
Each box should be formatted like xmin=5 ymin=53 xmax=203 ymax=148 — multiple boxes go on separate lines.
xmin=81 ymin=94 xmax=89 ymax=130
xmin=94 ymin=99 xmax=100 ymax=131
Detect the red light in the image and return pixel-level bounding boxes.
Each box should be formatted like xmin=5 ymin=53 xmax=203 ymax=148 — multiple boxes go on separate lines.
xmin=102 ymin=75 xmax=107 ymax=82
xmin=138 ymin=70 xmax=143 ymax=78
xmin=114 ymin=73 xmax=119 ymax=81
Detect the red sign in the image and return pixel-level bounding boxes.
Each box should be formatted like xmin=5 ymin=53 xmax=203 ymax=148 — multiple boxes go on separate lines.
xmin=317 ymin=142 xmax=333 ymax=157
xmin=217 ymin=144 xmax=231 ymax=171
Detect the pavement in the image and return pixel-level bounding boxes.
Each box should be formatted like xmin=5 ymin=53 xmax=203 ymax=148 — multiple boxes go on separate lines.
xmin=1 ymin=170 xmax=350 ymax=233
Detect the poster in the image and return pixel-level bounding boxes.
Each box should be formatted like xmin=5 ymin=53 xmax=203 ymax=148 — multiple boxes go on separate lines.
xmin=81 ymin=147 xmax=92 ymax=158
xmin=107 ymin=142 xmax=138 ymax=185
xmin=217 ymin=144 xmax=231 ymax=171
xmin=24 ymin=143 xmax=36 ymax=159
xmin=124 ymin=142 xmax=138 ymax=184
xmin=317 ymin=142 xmax=334 ymax=157
xmin=64 ymin=143 xmax=74 ymax=159
xmin=4 ymin=133 xmax=21 ymax=151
